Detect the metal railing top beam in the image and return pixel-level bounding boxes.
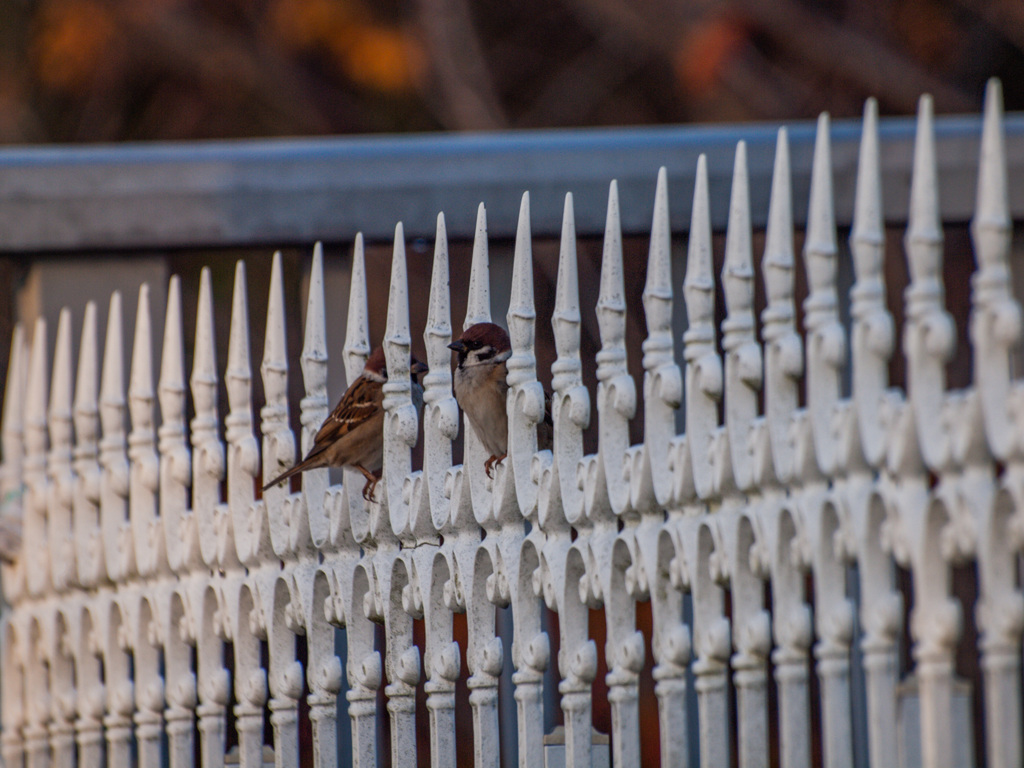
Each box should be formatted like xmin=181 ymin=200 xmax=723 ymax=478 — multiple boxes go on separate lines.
xmin=1 ymin=112 xmax=1022 ymax=252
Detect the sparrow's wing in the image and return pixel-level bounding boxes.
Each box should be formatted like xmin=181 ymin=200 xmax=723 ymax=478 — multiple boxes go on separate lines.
xmin=303 ymin=375 xmax=384 ymax=462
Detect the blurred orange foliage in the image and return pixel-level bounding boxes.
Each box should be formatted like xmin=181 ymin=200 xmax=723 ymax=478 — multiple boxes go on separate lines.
xmin=270 ymin=0 xmax=424 ymax=93
xmin=32 ymin=0 xmax=117 ymax=92
xmin=674 ymin=16 xmax=748 ymax=94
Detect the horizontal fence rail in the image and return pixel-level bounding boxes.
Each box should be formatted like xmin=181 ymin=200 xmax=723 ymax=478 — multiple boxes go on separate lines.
xmin=1 ymin=80 xmax=1023 ymax=768
xmin=2 ymin=111 xmax=1024 ymax=250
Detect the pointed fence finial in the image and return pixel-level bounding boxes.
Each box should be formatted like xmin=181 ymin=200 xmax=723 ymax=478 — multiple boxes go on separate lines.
xmin=683 ymin=154 xmax=721 ymax=503
xmin=906 ymin=94 xmax=943 ymax=282
xmin=638 ymin=166 xmax=682 ymax=508
xmin=591 ymin=178 xmax=634 ymax=519
xmin=191 ymin=267 xmax=225 ymax=569
xmin=344 ymin=234 xmax=371 ymax=384
xmin=50 ymin=309 xmax=74 ymax=439
xmin=684 ymin=156 xmax=715 ymax=344
xmin=465 ymin=202 xmax=492 ymax=328
xmin=129 ymin=284 xmax=155 ymax=424
xmin=547 ymin=192 xmax=587 ymax=530
xmin=722 ymin=142 xmax=754 ymax=335
xmin=383 ymin=222 xmax=417 ymax=542
xmin=261 ymin=251 xmax=296 ymax=557
xmin=74 ymin=303 xmax=99 ymax=438
xmin=422 ymin=212 xmax=459 ymax=534
xmin=159 ymin=277 xmax=186 ymax=403
xmin=505 ymin=191 xmax=545 ymax=520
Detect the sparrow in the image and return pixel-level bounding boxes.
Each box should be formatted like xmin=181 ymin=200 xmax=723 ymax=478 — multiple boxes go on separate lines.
xmin=262 ymin=347 xmax=428 ymax=501
xmin=449 ymin=322 xmax=552 ymax=477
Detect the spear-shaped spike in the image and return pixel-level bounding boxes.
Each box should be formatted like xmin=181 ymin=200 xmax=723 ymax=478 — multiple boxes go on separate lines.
xmin=553 ymin=193 xmax=581 ymax=361
xmin=507 ymin=191 xmax=536 ymax=345
xmin=160 ymin=277 xmax=186 ymax=398
xmin=684 ymin=155 xmax=715 ymax=333
xmin=973 ymin=78 xmax=1009 ymax=260
xmin=385 ymin=222 xmax=412 ymax=360
xmin=129 ymin=284 xmax=154 ymax=417
xmin=906 ymin=94 xmax=942 ymax=277
xmin=227 ymin=262 xmax=251 ymax=396
xmin=192 ymin=268 xmax=218 ymax=392
xmin=262 ymin=252 xmax=288 ymax=381
xmin=25 ymin=318 xmax=48 ymax=442
xmin=426 ymin=212 xmax=453 ymax=367
xmin=303 ymin=242 xmax=328 ymax=370
xmin=50 ymin=309 xmax=73 ymax=427
xmin=100 ymin=292 xmax=125 ymax=412
xmin=344 ymin=234 xmax=371 ymax=383
xmin=465 ymin=202 xmax=491 ymax=328
xmin=805 ymin=113 xmax=837 ymax=280
xmin=851 ymin=98 xmax=883 ymax=259
xmin=763 ymin=128 xmax=794 ymax=290
xmin=74 ymin=303 xmax=98 ymax=421
xmin=643 ymin=167 xmax=673 ymax=321
xmin=2 ymin=324 xmax=25 ymax=441
xmin=1 ymin=324 xmax=26 ymax=516
xmin=722 ymin=142 xmax=754 ymax=324
xmin=597 ymin=180 xmax=626 ymax=339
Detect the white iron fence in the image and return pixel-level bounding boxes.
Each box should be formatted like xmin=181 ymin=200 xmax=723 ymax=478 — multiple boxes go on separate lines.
xmin=0 ymin=80 xmax=1020 ymax=768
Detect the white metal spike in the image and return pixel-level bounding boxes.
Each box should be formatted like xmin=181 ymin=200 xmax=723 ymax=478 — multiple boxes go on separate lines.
xmin=383 ymin=222 xmax=417 ymax=541
xmin=505 ymin=191 xmax=544 ymax=521
xmin=160 ymin=277 xmax=186 ymax=400
xmin=639 ymin=166 xmax=681 ymax=509
xmin=423 ymin=211 xmax=459 ymax=534
xmin=302 ymin=243 xmax=329 ymax=380
xmin=722 ymin=142 xmax=754 ymax=324
xmin=192 ymin=268 xmax=218 ymax=392
xmin=129 ymin=284 xmax=155 ymax=412
xmin=385 ymin=223 xmax=413 ymax=364
xmin=553 ymin=193 xmax=582 ymax=361
xmin=597 ymin=181 xmax=627 ymax=328
xmin=507 ymin=192 xmax=536 ymax=346
xmin=25 ymin=319 xmax=48 ymax=446
xmin=1 ymin=324 xmax=25 ymax=450
xmin=849 ymin=97 xmax=894 ymax=472
xmin=465 ymin=202 xmax=492 ymax=328
xmin=50 ymin=309 xmax=74 ymax=430
xmin=74 ymin=303 xmax=98 ymax=423
xmin=100 ymin=292 xmax=125 ymax=429
xmin=644 ymin=167 xmax=674 ymax=313
xmin=907 ymin=95 xmax=943 ymax=270
xmin=548 ymin=191 xmax=586 ymax=529
xmin=763 ymin=128 xmax=795 ymax=298
xmin=344 ymin=234 xmax=371 ymax=385
xmin=973 ymin=79 xmax=1010 ymax=259
xmin=805 ymin=112 xmax=838 ymax=294
xmin=592 ymin=178 xmax=633 ymax=520
xmin=227 ymin=262 xmax=252 ymax=393
xmin=684 ymin=155 xmax=715 ymax=333
xmin=262 ymin=252 xmax=289 ymax=385
xmin=426 ymin=213 xmax=454 ymax=370
xmin=852 ymin=99 xmax=884 ymax=259
xmin=682 ymin=154 xmax=721 ymax=504
xmin=298 ymin=243 xmax=330 ymax=552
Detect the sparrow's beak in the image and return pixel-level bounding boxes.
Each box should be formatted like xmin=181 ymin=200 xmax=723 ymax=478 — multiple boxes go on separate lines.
xmin=410 ymin=360 xmax=429 ymax=376
xmin=447 ymin=340 xmax=466 ymax=354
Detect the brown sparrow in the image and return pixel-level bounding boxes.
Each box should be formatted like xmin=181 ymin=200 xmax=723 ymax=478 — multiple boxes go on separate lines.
xmin=262 ymin=347 xmax=428 ymax=500
xmin=449 ymin=322 xmax=552 ymax=477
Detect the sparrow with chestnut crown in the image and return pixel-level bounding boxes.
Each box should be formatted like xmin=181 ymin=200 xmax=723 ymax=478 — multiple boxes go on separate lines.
xmin=449 ymin=322 xmax=552 ymax=477
xmin=262 ymin=347 xmax=427 ymax=500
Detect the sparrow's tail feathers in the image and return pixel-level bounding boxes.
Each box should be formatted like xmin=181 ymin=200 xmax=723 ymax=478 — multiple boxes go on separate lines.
xmin=261 ymin=457 xmax=314 ymax=492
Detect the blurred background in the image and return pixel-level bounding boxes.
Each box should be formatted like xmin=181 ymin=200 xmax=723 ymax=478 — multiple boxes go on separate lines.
xmin=1 ymin=0 xmax=1023 ymax=143
xmin=2 ymin=1 xmax=1023 ymax=766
